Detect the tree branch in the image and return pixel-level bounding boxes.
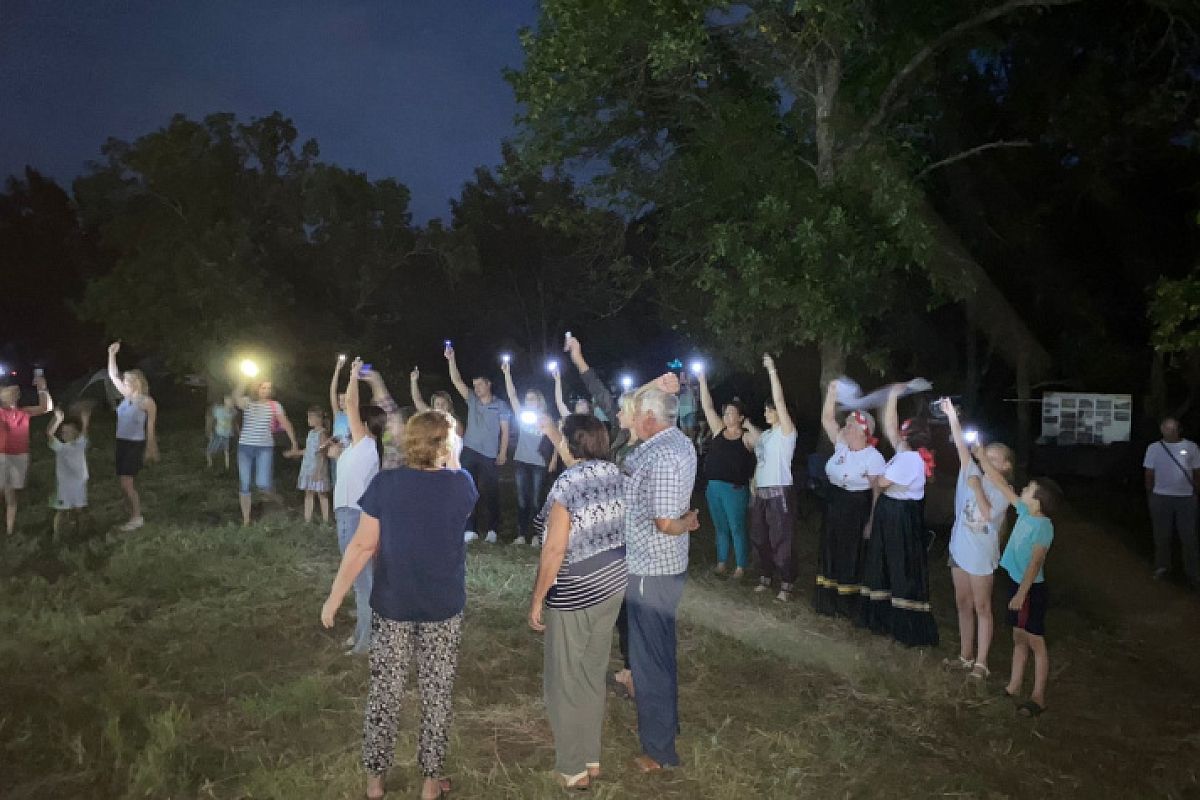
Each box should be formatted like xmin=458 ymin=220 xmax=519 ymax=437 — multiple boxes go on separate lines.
xmin=844 ymin=0 xmax=1085 ymax=159
xmin=915 ymin=139 xmax=1034 ymax=179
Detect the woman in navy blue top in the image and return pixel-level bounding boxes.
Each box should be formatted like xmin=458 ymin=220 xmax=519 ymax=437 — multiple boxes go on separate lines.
xmin=321 ymin=409 xmax=477 ymax=800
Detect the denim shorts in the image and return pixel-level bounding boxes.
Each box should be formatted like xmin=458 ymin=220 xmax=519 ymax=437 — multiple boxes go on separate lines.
xmin=238 ymin=444 xmax=274 ymax=494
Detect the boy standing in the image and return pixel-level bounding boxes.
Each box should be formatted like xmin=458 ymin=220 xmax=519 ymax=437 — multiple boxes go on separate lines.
xmin=977 ymin=446 xmax=1062 ymax=717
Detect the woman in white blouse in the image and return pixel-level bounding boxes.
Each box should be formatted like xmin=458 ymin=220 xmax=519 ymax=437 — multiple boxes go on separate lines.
xmin=814 ymin=380 xmax=886 ymax=618
xmin=857 ymin=384 xmax=939 ymax=647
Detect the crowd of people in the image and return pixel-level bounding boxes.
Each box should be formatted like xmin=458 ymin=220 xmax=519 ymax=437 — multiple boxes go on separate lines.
xmin=24 ymin=334 xmax=1200 ymax=799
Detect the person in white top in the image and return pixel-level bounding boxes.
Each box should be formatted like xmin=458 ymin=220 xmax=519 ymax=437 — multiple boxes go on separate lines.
xmin=857 ymin=384 xmax=939 ymax=647
xmin=329 ymin=358 xmax=386 ymax=656
xmin=1143 ymin=417 xmax=1200 ymax=588
xmin=939 ymin=398 xmax=1014 ymax=679
xmin=814 ymin=380 xmax=886 ymax=618
xmin=742 ymin=354 xmax=798 ymax=601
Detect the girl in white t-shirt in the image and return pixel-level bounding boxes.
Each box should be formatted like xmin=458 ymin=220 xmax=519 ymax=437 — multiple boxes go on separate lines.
xmin=857 ymin=384 xmax=939 ymax=647
xmin=743 ymin=354 xmax=799 ymax=601
xmin=939 ymin=398 xmax=1014 ymax=680
xmin=815 ymin=380 xmax=886 ymax=618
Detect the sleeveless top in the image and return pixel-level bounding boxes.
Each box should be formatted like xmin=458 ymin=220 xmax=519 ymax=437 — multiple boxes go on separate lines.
xmin=705 ymin=430 xmax=755 ymax=486
xmin=116 ymin=397 xmax=147 ymax=441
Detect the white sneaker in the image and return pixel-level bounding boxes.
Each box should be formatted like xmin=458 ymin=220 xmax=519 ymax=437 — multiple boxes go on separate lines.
xmin=119 ymin=516 xmax=145 ymax=532
xmin=485 ymin=531 xmax=498 ymax=544
xmin=513 ymin=536 xmax=527 ymax=545
xmin=531 ymin=535 xmax=542 ymax=548
xmin=464 ymin=531 xmax=479 ymax=543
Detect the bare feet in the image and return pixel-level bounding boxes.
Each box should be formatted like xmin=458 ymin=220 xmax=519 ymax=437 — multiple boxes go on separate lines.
xmin=366 ymin=773 xmax=385 ymax=799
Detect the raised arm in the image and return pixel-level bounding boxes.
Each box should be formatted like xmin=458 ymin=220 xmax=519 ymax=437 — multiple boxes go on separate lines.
xmin=79 ymin=405 xmax=92 ymax=438
xmin=697 ymin=369 xmax=724 ymax=437
xmin=232 ymin=381 xmax=250 ymax=411
xmin=552 ymin=367 xmax=570 ymax=419
xmin=445 ymin=345 xmax=469 ymax=400
xmin=364 ymin=369 xmax=402 ymax=449
xmin=973 ymin=443 xmax=1020 ymax=507
xmin=763 ymin=354 xmax=794 ymax=436
xmin=46 ymin=407 xmax=64 ymax=440
xmin=329 ymin=355 xmax=345 ymax=419
xmin=501 ymin=360 xmax=522 ymax=414
xmin=883 ymin=383 xmax=904 ymax=450
xmin=820 ymin=379 xmax=840 ymax=445
xmin=23 ymin=375 xmax=52 ymax=416
xmin=106 ymin=342 xmax=131 ymax=398
xmin=940 ymin=397 xmax=971 ymax=473
xmin=567 ymin=336 xmax=617 ymax=420
xmin=347 ymin=358 xmax=367 ymax=443
xmin=410 ymin=367 xmax=431 ymax=413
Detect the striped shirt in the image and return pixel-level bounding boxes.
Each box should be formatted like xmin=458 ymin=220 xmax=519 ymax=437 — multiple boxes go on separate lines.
xmin=239 ymin=401 xmax=276 ymax=447
xmin=542 ymin=460 xmax=627 ymax=610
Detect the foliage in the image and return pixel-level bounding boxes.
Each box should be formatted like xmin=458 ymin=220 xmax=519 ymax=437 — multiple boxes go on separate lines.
xmin=1149 ymin=268 xmax=1200 ymax=354
xmin=507 ymin=0 xmax=1083 ymax=371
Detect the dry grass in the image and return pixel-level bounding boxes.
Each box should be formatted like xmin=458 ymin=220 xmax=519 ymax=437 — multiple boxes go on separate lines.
xmin=2 ymin=417 xmax=1199 ymax=798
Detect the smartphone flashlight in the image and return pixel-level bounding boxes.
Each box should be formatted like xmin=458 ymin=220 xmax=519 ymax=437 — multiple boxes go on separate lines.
xmin=690 ymin=361 xmax=704 ymax=375
xmin=520 ymin=410 xmax=538 ymax=426
xmin=964 ymin=429 xmax=980 ymax=445
xmin=501 ymin=353 xmax=511 ymax=364
xmin=546 ymin=359 xmax=558 ymax=373
xmin=620 ymin=375 xmax=634 ymax=391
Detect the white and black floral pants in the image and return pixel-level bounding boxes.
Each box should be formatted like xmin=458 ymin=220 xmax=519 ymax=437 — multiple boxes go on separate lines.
xmin=362 ymin=612 xmax=463 ymax=777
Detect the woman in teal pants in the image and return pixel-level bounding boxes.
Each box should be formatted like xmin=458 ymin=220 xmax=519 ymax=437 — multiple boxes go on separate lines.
xmin=698 ymin=368 xmax=756 ymax=577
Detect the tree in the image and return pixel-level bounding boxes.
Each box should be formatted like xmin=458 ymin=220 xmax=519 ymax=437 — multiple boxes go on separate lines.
xmin=0 ymin=168 xmax=106 ymax=376
xmin=508 ymin=0 xmax=1083 ymax=384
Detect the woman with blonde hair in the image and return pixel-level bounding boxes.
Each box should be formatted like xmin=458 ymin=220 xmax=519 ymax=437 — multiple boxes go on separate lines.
xmin=322 ymin=409 xmax=477 ymax=800
xmin=501 ymin=359 xmax=550 ymax=545
xmin=939 ymin=398 xmax=1014 ymax=679
xmin=106 ymin=342 xmax=159 ymax=531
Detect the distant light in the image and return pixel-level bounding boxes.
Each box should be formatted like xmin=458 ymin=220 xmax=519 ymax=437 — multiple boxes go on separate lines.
xmin=239 ymin=359 xmax=259 ymax=378
xmin=520 ymin=410 xmax=538 ymax=425
xmin=546 ymin=359 xmax=558 ymax=373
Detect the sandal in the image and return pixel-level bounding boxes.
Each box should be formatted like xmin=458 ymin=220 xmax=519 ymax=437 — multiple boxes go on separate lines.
xmin=1017 ymin=700 xmax=1046 ymax=717
xmin=968 ymin=663 xmax=990 ymax=680
xmin=942 ymin=656 xmax=975 ymax=671
xmin=556 ymin=771 xmax=590 ymax=791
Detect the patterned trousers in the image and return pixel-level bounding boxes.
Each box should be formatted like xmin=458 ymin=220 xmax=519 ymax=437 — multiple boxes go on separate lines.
xmin=362 ymin=612 xmax=463 ymax=777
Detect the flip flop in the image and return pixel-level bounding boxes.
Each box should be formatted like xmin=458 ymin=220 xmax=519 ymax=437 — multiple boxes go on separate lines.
xmin=1017 ymin=700 xmax=1046 ymax=717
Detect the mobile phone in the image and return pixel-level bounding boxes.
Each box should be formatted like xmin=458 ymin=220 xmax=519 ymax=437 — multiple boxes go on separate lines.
xmin=33 ymin=368 xmax=44 ymax=379
xmin=360 ymin=363 xmax=373 ymax=375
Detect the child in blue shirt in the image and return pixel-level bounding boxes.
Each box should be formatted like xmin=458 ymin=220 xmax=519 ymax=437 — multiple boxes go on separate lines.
xmin=976 ymin=446 xmax=1062 ymax=718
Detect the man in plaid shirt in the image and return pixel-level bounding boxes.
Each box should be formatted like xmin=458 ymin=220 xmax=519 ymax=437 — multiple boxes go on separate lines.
xmin=623 ymin=386 xmax=699 ymax=772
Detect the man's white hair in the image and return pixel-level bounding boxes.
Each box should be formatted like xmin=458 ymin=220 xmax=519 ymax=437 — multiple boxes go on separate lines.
xmin=637 ymin=387 xmax=679 ymax=426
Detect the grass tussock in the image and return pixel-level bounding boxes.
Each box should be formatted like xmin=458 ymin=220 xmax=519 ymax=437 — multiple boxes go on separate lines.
xmin=2 ymin=418 xmax=1199 ymax=798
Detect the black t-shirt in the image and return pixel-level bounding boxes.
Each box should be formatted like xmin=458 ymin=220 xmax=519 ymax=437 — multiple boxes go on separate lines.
xmin=359 ymin=467 xmax=479 ymax=622
xmin=705 ymin=430 xmax=755 ymax=486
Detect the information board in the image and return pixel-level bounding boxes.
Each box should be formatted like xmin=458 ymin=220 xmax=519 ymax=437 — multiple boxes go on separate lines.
xmin=1040 ymin=392 xmax=1132 ymax=445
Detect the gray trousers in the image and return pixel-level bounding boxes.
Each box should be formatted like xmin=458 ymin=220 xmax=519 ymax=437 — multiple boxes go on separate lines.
xmin=543 ymin=592 xmax=624 ymax=776
xmin=1149 ymin=493 xmax=1199 ymax=582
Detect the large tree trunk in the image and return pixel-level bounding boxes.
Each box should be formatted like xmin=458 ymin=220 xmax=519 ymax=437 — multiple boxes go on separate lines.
xmin=814 ymin=54 xmax=842 ymax=190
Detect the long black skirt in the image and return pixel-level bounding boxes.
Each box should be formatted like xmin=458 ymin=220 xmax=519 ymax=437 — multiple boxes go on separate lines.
xmin=813 ymin=486 xmax=872 ymax=618
xmin=856 ymin=495 xmax=939 ymax=647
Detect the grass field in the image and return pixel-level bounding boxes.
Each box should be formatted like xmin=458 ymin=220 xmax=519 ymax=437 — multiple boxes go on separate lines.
xmin=3 ymin=417 xmax=1199 ymax=799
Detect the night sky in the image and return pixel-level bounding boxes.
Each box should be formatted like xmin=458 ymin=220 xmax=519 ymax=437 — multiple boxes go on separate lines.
xmin=0 ymin=1 xmax=538 ymax=222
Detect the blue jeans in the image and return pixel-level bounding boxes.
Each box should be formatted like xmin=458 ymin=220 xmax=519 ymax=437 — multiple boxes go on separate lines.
xmin=706 ymin=480 xmax=750 ymax=568
xmin=336 ymin=507 xmax=374 ymax=652
xmin=627 ymin=572 xmax=687 ymax=766
xmin=514 ymin=461 xmax=546 ymax=538
xmin=237 ymin=444 xmax=274 ymax=494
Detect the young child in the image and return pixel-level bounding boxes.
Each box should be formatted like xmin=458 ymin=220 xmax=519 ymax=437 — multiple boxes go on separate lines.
xmin=298 ymin=405 xmax=331 ymax=523
xmin=206 ymin=395 xmax=238 ymax=470
xmin=976 ymin=445 xmax=1062 ymax=717
xmin=47 ymin=405 xmax=91 ymax=536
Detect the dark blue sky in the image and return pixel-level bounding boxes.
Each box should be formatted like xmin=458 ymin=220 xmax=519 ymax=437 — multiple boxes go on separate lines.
xmin=0 ymin=1 xmax=538 ymax=222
